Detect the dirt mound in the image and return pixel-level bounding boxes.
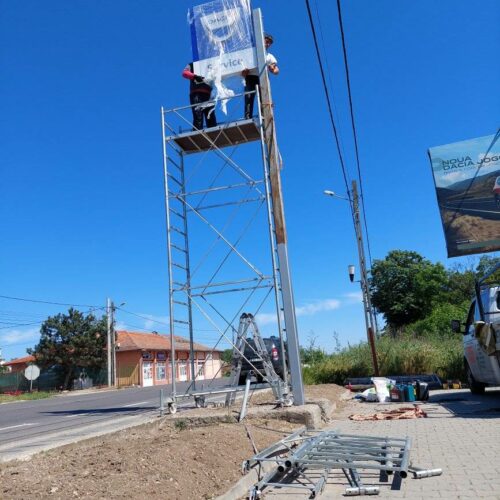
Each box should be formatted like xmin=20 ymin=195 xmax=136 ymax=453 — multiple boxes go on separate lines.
xmin=0 ymin=384 xmax=346 ymax=500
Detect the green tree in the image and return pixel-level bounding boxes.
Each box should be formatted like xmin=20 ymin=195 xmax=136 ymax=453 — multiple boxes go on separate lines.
xmin=408 ymin=302 xmax=469 ymax=338
xmin=28 ymin=308 xmax=107 ymax=389
xmin=445 ymin=262 xmax=475 ymax=305
xmin=369 ymin=250 xmax=448 ymax=330
xmin=476 ymin=255 xmax=500 ymax=283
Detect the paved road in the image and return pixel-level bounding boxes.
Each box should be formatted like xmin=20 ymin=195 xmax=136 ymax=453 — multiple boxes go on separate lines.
xmin=0 ymin=378 xmax=229 ymax=461
xmin=263 ymin=388 xmax=500 ymax=499
xmin=443 ymin=196 xmax=500 ymax=219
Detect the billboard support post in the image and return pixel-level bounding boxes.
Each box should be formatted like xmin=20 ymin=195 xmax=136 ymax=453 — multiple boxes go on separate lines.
xmin=252 ymin=8 xmax=305 ymax=406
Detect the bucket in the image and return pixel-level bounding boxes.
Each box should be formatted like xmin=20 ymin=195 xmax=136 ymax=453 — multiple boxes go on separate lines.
xmin=390 ymin=386 xmax=404 ymax=402
xmin=404 ymin=384 xmax=416 ymax=402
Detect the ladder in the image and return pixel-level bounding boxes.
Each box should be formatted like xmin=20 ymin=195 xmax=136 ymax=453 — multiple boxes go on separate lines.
xmin=225 ymin=313 xmax=290 ymax=406
xmin=164 ymin=154 xmax=196 ymax=389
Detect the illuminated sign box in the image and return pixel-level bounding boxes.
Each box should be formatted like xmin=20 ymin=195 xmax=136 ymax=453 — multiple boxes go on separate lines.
xmin=189 ymin=0 xmax=256 ymax=79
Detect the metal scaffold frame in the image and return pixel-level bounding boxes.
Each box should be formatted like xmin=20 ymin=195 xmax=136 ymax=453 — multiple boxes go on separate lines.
xmin=161 ymin=88 xmax=290 ymax=406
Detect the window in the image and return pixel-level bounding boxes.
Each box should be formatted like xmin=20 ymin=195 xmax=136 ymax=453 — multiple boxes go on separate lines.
xmin=156 ymin=362 xmax=166 ymax=381
xmin=196 ymin=360 xmax=205 ymax=380
xmin=179 ymin=361 xmax=187 ymax=381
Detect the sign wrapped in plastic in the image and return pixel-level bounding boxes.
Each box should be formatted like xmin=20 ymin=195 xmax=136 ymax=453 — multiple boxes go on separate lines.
xmin=428 ymin=133 xmax=500 ymax=257
xmin=189 ymin=0 xmax=256 ymax=80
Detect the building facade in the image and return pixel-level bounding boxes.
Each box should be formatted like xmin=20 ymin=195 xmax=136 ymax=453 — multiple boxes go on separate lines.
xmin=115 ymin=331 xmax=222 ymax=388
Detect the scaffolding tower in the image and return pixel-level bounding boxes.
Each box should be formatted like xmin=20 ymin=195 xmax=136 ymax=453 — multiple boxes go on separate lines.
xmin=160 ymin=8 xmax=304 ymax=405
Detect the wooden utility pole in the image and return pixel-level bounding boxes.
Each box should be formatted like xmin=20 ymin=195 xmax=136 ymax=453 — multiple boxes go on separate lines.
xmin=253 ymin=10 xmax=305 ymax=405
xmin=351 ymin=181 xmax=379 ymax=376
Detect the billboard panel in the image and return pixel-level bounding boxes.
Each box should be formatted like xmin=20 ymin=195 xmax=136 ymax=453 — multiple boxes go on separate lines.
xmin=189 ymin=0 xmax=256 ymax=79
xmin=428 ymin=133 xmax=500 ymax=257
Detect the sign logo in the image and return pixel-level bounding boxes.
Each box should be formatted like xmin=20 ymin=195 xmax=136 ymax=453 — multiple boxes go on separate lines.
xmin=200 ymin=8 xmax=240 ymax=43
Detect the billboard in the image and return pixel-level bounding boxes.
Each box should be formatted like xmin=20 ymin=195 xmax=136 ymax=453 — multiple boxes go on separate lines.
xmin=189 ymin=0 xmax=256 ymax=79
xmin=428 ymin=133 xmax=500 ymax=257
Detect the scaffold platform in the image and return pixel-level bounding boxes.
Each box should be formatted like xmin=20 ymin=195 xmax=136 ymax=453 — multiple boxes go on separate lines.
xmin=168 ymin=118 xmax=261 ymax=154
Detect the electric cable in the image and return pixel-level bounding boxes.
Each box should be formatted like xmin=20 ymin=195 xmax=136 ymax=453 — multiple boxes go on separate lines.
xmin=116 ymin=306 xmax=219 ymax=332
xmin=304 ymin=0 xmax=352 ymax=201
xmin=335 ymin=0 xmax=374 ymax=266
xmin=0 ymin=295 xmax=99 ymax=308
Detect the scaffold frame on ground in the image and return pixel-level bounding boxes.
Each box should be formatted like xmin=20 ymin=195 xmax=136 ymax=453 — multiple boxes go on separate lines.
xmin=161 ymin=88 xmax=290 ymax=408
xmin=243 ymin=428 xmax=443 ymax=498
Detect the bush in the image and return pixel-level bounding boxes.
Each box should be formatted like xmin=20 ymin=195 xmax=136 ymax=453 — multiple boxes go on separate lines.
xmin=303 ymin=333 xmax=464 ymax=385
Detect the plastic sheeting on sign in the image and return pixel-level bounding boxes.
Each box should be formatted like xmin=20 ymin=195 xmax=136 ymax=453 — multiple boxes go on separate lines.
xmin=188 ymin=0 xmax=256 ymax=114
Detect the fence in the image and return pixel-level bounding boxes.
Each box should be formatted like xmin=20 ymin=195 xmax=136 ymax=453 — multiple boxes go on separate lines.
xmin=0 ymin=366 xmax=108 ymax=393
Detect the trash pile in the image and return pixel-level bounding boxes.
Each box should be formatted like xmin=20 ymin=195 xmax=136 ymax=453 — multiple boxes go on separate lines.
xmin=354 ymin=377 xmax=430 ymax=403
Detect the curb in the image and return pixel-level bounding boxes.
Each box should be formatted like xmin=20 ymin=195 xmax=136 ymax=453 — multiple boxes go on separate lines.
xmin=216 ymin=462 xmax=274 ymax=500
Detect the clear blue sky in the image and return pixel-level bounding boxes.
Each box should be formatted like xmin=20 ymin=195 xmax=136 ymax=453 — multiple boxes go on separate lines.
xmin=1 ymin=0 xmax=499 ymax=361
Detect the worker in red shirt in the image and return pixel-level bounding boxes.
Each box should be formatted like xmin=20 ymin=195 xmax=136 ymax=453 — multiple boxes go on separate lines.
xmin=182 ymin=63 xmax=217 ymax=130
xmin=242 ymin=34 xmax=279 ymax=119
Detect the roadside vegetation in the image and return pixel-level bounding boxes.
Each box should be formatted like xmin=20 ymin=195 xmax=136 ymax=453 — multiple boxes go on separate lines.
xmin=0 ymin=391 xmax=55 ymax=403
xmin=302 ymin=252 xmax=500 ymax=385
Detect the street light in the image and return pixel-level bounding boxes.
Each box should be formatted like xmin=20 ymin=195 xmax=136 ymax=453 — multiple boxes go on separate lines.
xmin=324 ymin=185 xmax=380 ymax=376
xmin=348 ymin=264 xmax=355 ymax=283
xmin=323 ymin=189 xmax=349 ymax=201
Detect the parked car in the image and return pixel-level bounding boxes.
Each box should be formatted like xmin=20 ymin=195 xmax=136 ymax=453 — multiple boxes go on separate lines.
xmin=238 ymin=336 xmax=287 ymax=385
xmin=451 ymin=264 xmax=500 ymax=394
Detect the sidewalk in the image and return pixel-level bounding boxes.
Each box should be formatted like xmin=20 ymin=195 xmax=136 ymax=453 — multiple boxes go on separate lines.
xmin=261 ymin=388 xmax=500 ymax=499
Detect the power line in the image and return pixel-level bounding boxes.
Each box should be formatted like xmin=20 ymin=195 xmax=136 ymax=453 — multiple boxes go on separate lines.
xmin=0 ymin=294 xmax=99 ymax=308
xmin=335 ymin=0 xmax=374 ymax=266
xmin=304 ymin=0 xmax=352 ymax=201
xmin=116 ymin=307 xmax=219 ymax=332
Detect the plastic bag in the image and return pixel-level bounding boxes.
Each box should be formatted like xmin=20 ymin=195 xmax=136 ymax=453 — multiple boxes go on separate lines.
xmin=371 ymin=377 xmax=392 ymax=403
xmin=188 ymin=0 xmax=256 ymax=114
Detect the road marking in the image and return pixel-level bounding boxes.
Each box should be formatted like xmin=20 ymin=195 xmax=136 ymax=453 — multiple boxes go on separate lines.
xmin=122 ymin=401 xmax=150 ymax=407
xmin=0 ymin=423 xmax=36 ymax=432
xmin=64 ymin=413 xmax=87 ymax=418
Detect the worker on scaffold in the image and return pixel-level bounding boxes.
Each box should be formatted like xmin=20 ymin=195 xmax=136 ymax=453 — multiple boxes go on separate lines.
xmin=242 ymin=33 xmax=279 ymax=119
xmin=182 ymin=63 xmax=217 ymax=130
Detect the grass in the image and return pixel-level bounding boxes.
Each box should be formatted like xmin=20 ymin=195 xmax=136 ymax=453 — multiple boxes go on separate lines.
xmin=303 ymin=333 xmax=464 ymax=386
xmin=0 ymin=391 xmax=55 ymax=403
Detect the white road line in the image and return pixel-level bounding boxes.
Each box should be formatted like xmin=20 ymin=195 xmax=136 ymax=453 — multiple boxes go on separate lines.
xmin=0 ymin=423 xmax=36 ymax=432
xmin=64 ymin=413 xmax=87 ymax=418
xmin=122 ymin=401 xmax=150 ymax=407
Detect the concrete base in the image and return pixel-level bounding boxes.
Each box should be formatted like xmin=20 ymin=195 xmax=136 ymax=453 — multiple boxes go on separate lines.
xmin=169 ymin=397 xmax=335 ymax=430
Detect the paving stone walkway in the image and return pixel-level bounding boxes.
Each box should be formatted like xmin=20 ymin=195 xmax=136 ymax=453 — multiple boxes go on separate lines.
xmin=262 ymin=388 xmax=500 ymax=499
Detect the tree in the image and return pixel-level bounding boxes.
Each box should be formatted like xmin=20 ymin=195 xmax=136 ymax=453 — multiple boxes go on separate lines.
xmin=476 ymin=255 xmax=500 ymax=283
xmin=369 ymin=250 xmax=448 ymax=330
xmin=28 ymin=308 xmax=107 ymax=389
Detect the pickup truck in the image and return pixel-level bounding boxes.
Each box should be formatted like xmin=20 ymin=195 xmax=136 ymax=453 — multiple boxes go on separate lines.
xmin=452 ymin=263 xmax=500 ymax=393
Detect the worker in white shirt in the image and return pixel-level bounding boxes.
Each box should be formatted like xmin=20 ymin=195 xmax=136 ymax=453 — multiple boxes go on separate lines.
xmin=242 ymin=33 xmax=279 ymax=119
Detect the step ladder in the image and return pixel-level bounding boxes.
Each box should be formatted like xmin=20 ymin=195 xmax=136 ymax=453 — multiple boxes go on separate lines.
xmin=225 ymin=313 xmax=290 ymax=406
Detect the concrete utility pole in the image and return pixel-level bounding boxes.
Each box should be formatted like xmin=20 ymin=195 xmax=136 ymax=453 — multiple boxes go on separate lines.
xmin=106 ymin=298 xmax=118 ymax=387
xmin=253 ymin=9 xmax=305 ymax=405
xmin=351 ymin=181 xmax=379 ymax=376
xmin=106 ymin=298 xmax=112 ymax=387
xmin=111 ymin=302 xmax=117 ymax=387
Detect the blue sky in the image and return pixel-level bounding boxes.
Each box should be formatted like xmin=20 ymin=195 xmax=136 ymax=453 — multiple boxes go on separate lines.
xmin=1 ymin=0 xmax=499 ymax=362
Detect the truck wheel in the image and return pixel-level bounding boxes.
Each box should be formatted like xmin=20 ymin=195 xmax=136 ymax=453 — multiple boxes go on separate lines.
xmin=465 ymin=361 xmax=486 ymax=395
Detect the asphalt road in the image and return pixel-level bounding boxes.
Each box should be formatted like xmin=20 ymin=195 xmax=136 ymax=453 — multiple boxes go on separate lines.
xmin=443 ymin=196 xmax=500 ymax=219
xmin=0 ymin=378 xmax=229 ymax=461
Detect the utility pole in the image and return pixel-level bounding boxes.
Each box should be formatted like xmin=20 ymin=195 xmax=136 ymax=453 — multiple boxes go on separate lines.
xmin=111 ymin=302 xmax=117 ymax=387
xmin=106 ymin=298 xmax=112 ymax=387
xmin=253 ymin=9 xmax=305 ymax=405
xmin=351 ymin=180 xmax=379 ymax=376
xmin=106 ymin=298 xmax=118 ymax=387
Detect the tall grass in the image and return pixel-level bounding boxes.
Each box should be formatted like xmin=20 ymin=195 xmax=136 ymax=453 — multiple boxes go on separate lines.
xmin=303 ymin=334 xmax=464 ymax=385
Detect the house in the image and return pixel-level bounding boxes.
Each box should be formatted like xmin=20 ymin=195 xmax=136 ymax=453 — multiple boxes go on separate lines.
xmin=3 ymin=355 xmax=36 ymax=373
xmin=115 ymin=331 xmax=222 ymax=388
